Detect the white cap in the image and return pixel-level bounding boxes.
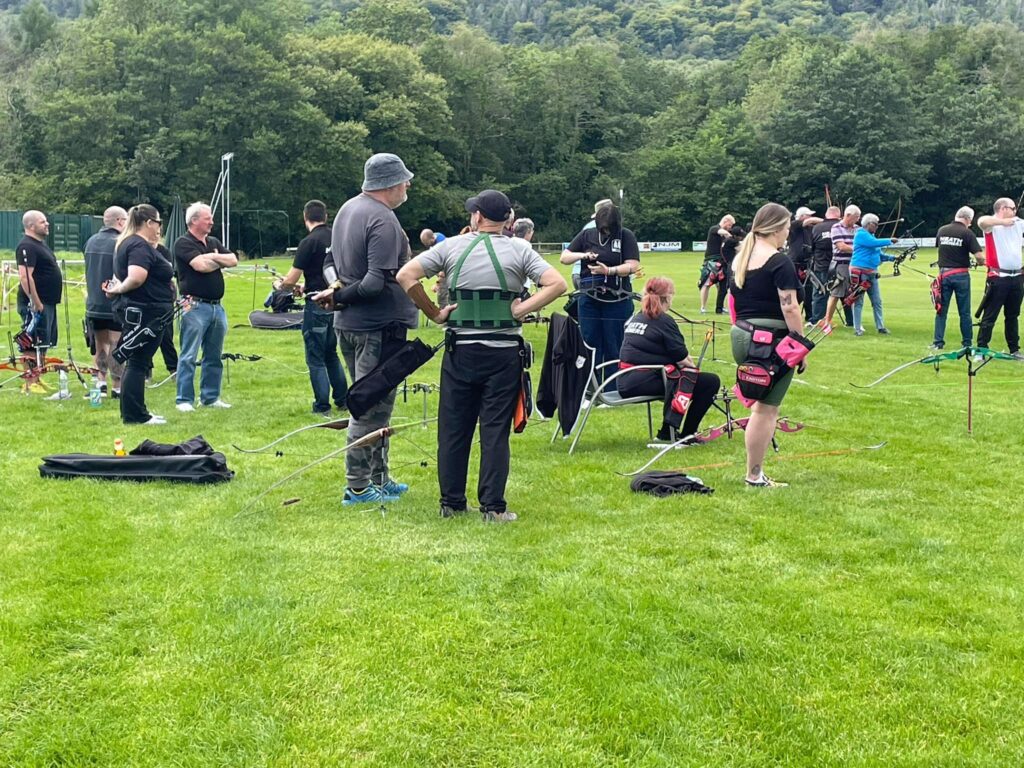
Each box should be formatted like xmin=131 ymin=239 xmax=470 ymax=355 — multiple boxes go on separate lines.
xmin=795 ymin=206 xmax=815 ymax=218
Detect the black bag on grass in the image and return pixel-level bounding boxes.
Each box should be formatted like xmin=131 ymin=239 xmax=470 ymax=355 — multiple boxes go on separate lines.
xmin=40 ymin=453 xmax=233 ymax=484
xmin=40 ymin=435 xmax=233 ymax=483
xmin=630 ymin=471 xmax=714 ymax=497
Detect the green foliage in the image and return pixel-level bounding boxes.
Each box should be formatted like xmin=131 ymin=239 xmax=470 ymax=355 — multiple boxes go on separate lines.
xmin=11 ymin=0 xmax=56 ymax=52
xmin=2 ymin=0 xmax=1024 ymax=243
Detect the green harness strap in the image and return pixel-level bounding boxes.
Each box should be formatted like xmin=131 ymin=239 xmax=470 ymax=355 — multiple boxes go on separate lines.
xmin=447 ymin=234 xmax=520 ymax=329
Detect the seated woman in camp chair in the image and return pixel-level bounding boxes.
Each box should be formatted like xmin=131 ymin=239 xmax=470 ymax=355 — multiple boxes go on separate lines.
xmin=617 ymin=277 xmax=720 ymax=444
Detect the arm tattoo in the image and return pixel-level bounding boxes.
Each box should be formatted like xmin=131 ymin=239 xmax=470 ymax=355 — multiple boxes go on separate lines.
xmin=780 ymin=293 xmax=794 ymax=306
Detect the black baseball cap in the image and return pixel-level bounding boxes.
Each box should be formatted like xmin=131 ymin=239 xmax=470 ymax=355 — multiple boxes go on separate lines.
xmin=465 ymin=189 xmax=513 ymax=223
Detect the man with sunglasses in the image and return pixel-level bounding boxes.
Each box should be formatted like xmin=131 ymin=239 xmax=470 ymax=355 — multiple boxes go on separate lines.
xmin=976 ymin=197 xmax=1024 ymax=358
xmin=173 ymin=201 xmax=239 ymax=411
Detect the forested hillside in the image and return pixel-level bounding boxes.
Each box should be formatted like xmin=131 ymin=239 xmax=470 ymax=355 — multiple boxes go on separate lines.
xmin=0 ymin=0 xmax=1022 ymax=243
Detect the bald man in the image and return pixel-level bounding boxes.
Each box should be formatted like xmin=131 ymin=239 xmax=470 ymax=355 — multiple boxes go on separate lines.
xmin=16 ymin=210 xmax=61 ymax=349
xmin=84 ymin=206 xmax=128 ymax=394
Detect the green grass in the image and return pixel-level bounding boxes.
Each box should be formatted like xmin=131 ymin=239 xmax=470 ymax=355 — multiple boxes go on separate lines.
xmin=2 ymin=252 xmax=1023 ymax=766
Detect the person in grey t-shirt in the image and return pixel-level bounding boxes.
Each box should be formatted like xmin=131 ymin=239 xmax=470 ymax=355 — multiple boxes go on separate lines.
xmin=311 ymin=152 xmax=418 ymax=506
xmin=398 ymin=189 xmax=567 ymax=522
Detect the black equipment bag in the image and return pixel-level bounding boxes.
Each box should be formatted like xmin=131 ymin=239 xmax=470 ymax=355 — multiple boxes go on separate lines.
xmin=40 ymin=452 xmax=233 ymax=483
xmin=40 ymin=435 xmax=233 ymax=483
xmin=630 ymin=471 xmax=714 ymax=496
xmin=248 ymin=310 xmax=302 ymax=330
xmin=346 ymin=336 xmax=438 ymax=419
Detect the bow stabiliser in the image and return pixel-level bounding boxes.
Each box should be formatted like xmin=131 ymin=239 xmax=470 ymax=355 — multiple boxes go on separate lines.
xmin=851 ymin=346 xmax=1024 ymax=433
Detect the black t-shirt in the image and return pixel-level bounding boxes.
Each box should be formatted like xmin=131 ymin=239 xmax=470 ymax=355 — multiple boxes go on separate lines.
xmin=788 ymin=219 xmax=813 ymax=268
xmin=15 ymin=235 xmax=62 ymax=305
xmin=705 ymin=225 xmax=724 ymax=261
xmin=568 ymin=227 xmax=640 ymax=281
xmin=174 ymin=231 xmax=229 ymax=300
xmin=115 ymin=234 xmax=175 ymax=305
xmin=721 ymin=225 xmax=745 ymax=263
xmin=730 ymin=251 xmax=804 ymax=321
xmin=935 ymin=222 xmax=982 ymax=269
xmin=810 ymin=218 xmax=839 ymax=271
xmin=619 ymin=311 xmax=689 ymax=365
xmin=293 ymin=224 xmax=331 ymax=293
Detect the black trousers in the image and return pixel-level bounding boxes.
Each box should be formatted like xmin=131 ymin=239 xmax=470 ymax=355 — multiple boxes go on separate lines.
xmin=438 ymin=343 xmax=521 ymax=513
xmin=618 ymin=369 xmax=721 ymax=436
xmin=976 ymin=275 xmax=1023 ymax=353
xmin=117 ymin=302 xmax=169 ymax=424
xmin=715 ymin=259 xmax=732 ymax=314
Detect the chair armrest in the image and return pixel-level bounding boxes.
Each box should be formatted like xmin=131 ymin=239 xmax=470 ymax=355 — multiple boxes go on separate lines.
xmin=593 ymin=363 xmax=668 ymax=400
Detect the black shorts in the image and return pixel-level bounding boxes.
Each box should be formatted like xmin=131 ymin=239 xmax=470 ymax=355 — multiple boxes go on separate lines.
xmin=88 ymin=316 xmax=123 ymax=333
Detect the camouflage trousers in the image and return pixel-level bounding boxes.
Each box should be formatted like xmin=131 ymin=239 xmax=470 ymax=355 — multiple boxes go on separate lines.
xmin=337 ymin=326 xmax=405 ymax=489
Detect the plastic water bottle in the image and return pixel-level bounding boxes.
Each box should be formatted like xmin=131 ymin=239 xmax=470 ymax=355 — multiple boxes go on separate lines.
xmin=113 ymin=438 xmax=126 ymax=456
xmin=89 ymin=375 xmax=102 ymax=408
xmin=58 ymin=369 xmax=70 ymax=400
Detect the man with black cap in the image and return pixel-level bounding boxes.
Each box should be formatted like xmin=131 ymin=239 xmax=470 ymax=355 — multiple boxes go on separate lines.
xmin=397 ymin=189 xmax=567 ymax=522
xmin=313 ymin=152 xmax=419 ymax=505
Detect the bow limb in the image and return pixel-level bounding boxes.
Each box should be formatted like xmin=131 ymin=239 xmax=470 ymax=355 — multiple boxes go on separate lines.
xmin=775 ymin=417 xmax=806 ymax=433
xmin=849 ymin=348 xmax=965 ymax=389
xmin=240 ymin=417 xmax=438 ymax=512
xmin=232 ymin=418 xmax=351 ymax=454
xmin=617 ymin=437 xmax=690 ymax=477
xmin=241 ymin=426 xmax=389 ymax=512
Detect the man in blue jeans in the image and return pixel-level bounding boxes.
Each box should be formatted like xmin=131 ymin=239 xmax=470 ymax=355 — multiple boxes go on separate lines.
xmin=278 ymin=200 xmax=349 ymax=414
xmin=933 ymin=206 xmax=983 ymax=350
xmin=173 ymin=202 xmax=238 ymax=411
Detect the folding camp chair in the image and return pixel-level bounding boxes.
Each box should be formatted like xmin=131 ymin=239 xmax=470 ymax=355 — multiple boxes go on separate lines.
xmin=562 ymin=360 xmax=670 ymax=455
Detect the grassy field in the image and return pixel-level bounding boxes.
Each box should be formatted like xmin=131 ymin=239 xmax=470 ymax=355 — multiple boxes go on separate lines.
xmin=1 ymin=250 xmax=1023 ymax=766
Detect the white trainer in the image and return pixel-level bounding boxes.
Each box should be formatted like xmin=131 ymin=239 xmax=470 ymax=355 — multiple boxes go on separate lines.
xmin=203 ymin=399 xmax=232 ymax=409
xmin=176 ymin=402 xmax=195 ymax=412
xmin=143 ymin=415 xmax=167 ymax=425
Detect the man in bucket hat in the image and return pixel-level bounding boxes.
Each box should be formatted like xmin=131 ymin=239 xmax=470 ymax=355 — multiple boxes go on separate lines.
xmin=313 ymin=153 xmax=419 ymax=505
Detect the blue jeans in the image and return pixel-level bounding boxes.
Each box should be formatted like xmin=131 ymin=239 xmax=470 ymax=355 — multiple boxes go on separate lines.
xmin=17 ymin=300 xmax=58 ymax=349
xmin=302 ymin=302 xmax=348 ymax=412
xmin=176 ymin=300 xmax=227 ymax=405
xmin=852 ymin=276 xmax=884 ymax=331
xmin=577 ymin=294 xmax=633 ymax=391
xmin=933 ymin=271 xmax=972 ymax=348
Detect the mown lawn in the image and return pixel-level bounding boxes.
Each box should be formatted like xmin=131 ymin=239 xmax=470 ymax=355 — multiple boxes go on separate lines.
xmin=1 ymin=251 xmax=1022 ymax=766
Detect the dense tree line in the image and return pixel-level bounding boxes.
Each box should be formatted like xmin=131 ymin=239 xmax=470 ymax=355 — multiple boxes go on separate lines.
xmin=0 ymin=0 xmax=1023 ymax=249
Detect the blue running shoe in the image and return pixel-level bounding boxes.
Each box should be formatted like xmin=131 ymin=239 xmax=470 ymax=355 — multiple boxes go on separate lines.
xmin=343 ymin=486 xmax=399 ymax=505
xmin=381 ymin=478 xmax=409 ymax=496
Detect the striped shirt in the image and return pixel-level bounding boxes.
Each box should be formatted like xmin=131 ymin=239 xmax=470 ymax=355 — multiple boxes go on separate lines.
xmin=830 ymin=222 xmax=857 ymax=263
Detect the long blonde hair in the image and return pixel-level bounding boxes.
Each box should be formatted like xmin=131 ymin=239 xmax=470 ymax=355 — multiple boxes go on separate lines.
xmin=115 ymin=204 xmax=159 ymax=251
xmin=732 ymin=203 xmax=791 ymax=289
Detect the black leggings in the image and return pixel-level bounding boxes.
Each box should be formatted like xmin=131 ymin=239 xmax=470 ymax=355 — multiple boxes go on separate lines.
xmin=618 ymin=369 xmax=721 ymax=436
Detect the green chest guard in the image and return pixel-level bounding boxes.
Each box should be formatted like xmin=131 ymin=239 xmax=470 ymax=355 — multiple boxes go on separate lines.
xmin=446 ymin=233 xmax=521 ymax=329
